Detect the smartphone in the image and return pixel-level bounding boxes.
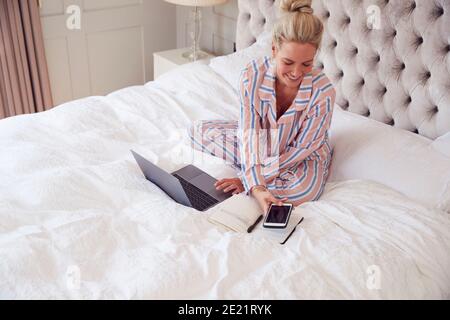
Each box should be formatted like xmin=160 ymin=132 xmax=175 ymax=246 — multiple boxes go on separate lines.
xmin=263 ymin=203 xmax=293 ymax=229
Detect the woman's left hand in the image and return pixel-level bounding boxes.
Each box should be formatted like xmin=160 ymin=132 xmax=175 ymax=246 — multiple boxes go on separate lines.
xmin=215 ymin=178 xmax=244 ymax=195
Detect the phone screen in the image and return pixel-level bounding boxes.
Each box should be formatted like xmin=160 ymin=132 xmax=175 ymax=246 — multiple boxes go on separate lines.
xmin=266 ymin=205 xmax=291 ymax=224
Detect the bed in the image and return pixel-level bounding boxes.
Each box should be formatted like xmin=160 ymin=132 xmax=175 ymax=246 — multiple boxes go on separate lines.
xmin=0 ymin=0 xmax=449 ymax=299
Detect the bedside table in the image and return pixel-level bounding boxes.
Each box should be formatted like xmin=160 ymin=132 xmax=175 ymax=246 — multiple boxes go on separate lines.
xmin=153 ymin=48 xmax=215 ymax=79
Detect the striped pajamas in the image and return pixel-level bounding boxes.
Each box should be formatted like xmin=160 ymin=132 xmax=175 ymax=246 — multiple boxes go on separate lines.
xmin=189 ymin=56 xmax=336 ymax=206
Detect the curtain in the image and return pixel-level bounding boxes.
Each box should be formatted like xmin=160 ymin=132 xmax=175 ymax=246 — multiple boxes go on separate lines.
xmin=0 ymin=0 xmax=53 ymax=119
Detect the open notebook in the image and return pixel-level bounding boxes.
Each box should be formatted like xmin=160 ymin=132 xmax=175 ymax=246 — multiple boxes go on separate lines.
xmin=208 ymin=194 xmax=304 ymax=244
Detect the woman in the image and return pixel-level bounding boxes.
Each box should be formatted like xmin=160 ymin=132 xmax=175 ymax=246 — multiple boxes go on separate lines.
xmin=189 ymin=0 xmax=335 ymax=214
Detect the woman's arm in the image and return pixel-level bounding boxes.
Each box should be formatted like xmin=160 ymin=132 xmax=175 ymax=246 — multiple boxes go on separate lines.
xmin=238 ymin=68 xmax=267 ymax=194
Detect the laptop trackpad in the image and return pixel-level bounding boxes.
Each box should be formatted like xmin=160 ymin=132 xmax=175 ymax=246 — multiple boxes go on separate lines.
xmin=190 ymin=173 xmax=217 ymax=192
xmin=190 ymin=174 xmax=232 ymax=201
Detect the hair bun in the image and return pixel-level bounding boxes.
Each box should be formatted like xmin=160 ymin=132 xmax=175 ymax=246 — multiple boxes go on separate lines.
xmin=281 ymin=0 xmax=314 ymax=14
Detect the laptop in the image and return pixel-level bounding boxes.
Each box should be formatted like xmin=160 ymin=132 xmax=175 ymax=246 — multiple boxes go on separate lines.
xmin=131 ymin=150 xmax=233 ymax=211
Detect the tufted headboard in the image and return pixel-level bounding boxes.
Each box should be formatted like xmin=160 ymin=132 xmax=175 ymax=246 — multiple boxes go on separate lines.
xmin=236 ymin=0 xmax=450 ymax=139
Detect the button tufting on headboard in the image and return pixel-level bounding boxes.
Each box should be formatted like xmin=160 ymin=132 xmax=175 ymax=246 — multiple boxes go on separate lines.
xmin=237 ymin=0 xmax=279 ymax=51
xmin=236 ymin=0 xmax=450 ymax=139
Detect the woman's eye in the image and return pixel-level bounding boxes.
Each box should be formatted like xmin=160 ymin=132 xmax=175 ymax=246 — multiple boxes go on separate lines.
xmin=284 ymin=61 xmax=312 ymax=67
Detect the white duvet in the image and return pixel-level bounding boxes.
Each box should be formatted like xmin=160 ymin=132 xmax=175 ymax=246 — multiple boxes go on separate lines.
xmin=0 ymin=62 xmax=449 ymax=299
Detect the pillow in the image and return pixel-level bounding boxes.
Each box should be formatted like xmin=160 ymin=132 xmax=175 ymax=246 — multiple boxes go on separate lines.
xmin=328 ymin=105 xmax=450 ymax=213
xmin=208 ymin=31 xmax=272 ymax=92
xmin=431 ymin=132 xmax=450 ymax=158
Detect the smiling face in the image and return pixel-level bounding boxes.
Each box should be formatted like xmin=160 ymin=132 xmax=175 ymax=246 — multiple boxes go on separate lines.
xmin=272 ymin=41 xmax=317 ymax=90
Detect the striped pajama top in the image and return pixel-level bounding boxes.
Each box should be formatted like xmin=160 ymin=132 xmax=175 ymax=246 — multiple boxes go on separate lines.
xmin=238 ymin=56 xmax=336 ymax=202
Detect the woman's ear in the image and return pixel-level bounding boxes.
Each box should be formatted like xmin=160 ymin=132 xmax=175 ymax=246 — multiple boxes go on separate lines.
xmin=271 ymin=42 xmax=277 ymax=59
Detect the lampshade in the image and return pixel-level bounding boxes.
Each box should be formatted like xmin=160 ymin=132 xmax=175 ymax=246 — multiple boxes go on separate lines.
xmin=164 ymin=0 xmax=227 ymax=7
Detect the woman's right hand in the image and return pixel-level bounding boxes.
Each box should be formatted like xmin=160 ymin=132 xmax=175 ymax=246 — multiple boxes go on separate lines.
xmin=251 ymin=187 xmax=288 ymax=214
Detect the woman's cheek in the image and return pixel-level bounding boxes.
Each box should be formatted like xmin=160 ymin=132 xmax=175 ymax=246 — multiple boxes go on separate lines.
xmin=278 ymin=65 xmax=289 ymax=75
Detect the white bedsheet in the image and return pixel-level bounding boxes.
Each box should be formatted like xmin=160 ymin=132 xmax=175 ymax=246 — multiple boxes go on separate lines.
xmin=0 ymin=62 xmax=449 ymax=299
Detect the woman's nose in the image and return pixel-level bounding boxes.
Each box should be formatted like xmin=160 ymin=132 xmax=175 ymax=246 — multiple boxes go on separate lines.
xmin=291 ymin=69 xmax=303 ymax=77
xmin=294 ymin=67 xmax=305 ymax=76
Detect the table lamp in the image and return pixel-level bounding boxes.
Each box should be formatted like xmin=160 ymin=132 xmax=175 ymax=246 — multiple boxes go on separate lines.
xmin=165 ymin=0 xmax=228 ymax=61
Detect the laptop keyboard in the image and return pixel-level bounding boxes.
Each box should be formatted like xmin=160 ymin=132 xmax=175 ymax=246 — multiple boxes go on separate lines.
xmin=173 ymin=174 xmax=219 ymax=211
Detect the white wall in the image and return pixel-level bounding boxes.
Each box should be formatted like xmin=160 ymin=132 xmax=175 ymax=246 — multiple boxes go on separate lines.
xmin=40 ymin=0 xmax=238 ymax=106
xmin=175 ymin=0 xmax=238 ymax=56
xmin=40 ymin=0 xmax=176 ymax=105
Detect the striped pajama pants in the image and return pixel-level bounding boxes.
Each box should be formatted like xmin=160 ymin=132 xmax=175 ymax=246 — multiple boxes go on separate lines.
xmin=188 ymin=120 xmax=331 ymax=206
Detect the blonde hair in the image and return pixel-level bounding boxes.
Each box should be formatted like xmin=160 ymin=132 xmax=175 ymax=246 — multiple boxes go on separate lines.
xmin=273 ymin=0 xmax=324 ymax=49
